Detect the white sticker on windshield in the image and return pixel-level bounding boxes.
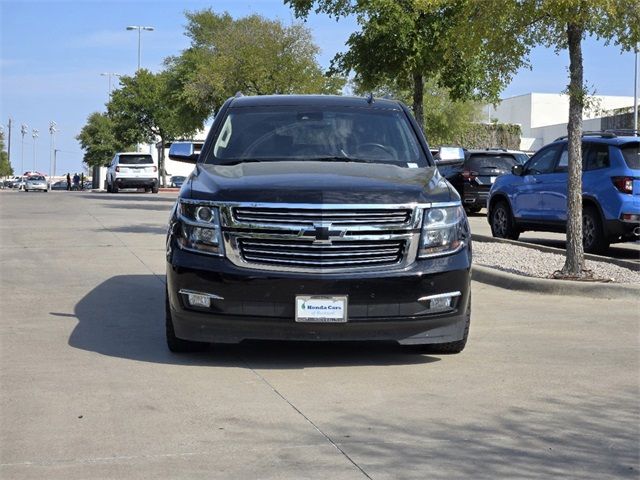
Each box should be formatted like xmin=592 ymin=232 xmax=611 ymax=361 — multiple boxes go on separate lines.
xmin=407 ymin=163 xmax=418 ymax=168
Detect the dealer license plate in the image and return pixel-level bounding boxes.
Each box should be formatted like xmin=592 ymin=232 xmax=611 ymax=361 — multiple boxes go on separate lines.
xmin=295 ymin=296 xmax=348 ymax=323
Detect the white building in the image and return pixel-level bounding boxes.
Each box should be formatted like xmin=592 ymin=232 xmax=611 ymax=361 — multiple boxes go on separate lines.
xmin=484 ymin=92 xmax=635 ymax=151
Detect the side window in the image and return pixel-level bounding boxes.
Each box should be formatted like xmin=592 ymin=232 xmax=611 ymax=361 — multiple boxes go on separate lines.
xmin=555 ymin=148 xmax=568 ymax=173
xmin=525 ymin=145 xmax=560 ymax=175
xmin=584 ymin=144 xmax=610 ymax=171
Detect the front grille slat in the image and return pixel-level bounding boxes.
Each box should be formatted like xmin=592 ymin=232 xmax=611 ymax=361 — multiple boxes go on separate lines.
xmin=238 ymin=238 xmax=405 ymax=269
xmin=234 ymin=207 xmax=411 ymax=227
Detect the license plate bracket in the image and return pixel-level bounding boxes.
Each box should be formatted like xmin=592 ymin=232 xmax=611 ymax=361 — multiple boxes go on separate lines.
xmin=295 ymin=295 xmax=348 ymax=323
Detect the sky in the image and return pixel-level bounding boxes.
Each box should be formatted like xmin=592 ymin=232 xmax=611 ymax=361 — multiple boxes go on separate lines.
xmin=1 ymin=0 xmax=638 ymax=176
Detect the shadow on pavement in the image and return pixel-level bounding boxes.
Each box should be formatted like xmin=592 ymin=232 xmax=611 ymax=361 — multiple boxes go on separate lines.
xmin=103 ymin=203 xmax=174 ymax=212
xmin=80 ymin=193 xmax=177 ymax=202
xmin=520 ymin=237 xmax=640 ymax=261
xmin=100 ymin=224 xmax=168 ymax=234
xmin=66 ymin=275 xmax=439 ymax=368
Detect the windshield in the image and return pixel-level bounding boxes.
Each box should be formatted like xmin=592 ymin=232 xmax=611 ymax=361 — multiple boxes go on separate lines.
xmin=119 ymin=155 xmax=153 ymax=165
xmin=208 ymin=106 xmax=427 ymax=167
xmin=29 ymin=176 xmax=45 ymax=181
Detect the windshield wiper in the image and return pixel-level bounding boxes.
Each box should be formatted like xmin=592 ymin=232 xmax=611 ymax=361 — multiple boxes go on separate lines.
xmin=215 ymin=159 xmax=270 ymax=166
xmin=306 ymin=156 xmax=377 ymax=164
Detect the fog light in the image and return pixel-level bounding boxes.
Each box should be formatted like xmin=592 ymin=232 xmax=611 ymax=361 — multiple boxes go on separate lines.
xmin=179 ymin=289 xmax=224 ymax=309
xmin=418 ymin=292 xmax=462 ymax=312
xmin=187 ymin=293 xmax=211 ymax=308
xmin=621 ymin=213 xmax=640 ymax=223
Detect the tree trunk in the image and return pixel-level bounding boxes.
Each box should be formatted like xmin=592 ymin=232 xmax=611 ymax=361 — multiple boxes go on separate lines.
xmin=561 ymin=22 xmax=585 ymax=276
xmin=160 ymin=139 xmax=167 ymax=188
xmin=412 ymin=72 xmax=424 ymax=130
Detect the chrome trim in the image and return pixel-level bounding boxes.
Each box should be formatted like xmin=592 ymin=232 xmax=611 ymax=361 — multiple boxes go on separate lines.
xmin=417 ymin=241 xmax=467 ymax=259
xmin=418 ymin=291 xmax=462 ymax=302
xmin=179 ymin=289 xmax=224 ymax=300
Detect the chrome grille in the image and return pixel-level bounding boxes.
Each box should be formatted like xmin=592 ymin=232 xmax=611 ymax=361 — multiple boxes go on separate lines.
xmin=238 ymin=239 xmax=405 ymax=268
xmin=233 ymin=207 xmax=411 ymax=227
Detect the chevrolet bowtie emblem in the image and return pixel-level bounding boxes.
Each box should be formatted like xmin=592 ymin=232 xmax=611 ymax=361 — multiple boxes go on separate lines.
xmin=300 ymin=223 xmax=346 ymax=244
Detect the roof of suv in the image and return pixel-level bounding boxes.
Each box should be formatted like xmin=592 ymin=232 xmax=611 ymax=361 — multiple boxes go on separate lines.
xmin=228 ymin=94 xmax=403 ymax=109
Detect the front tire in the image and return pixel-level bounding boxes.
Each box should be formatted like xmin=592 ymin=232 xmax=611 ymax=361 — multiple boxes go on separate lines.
xmin=111 ymin=181 xmax=119 ymax=194
xmin=582 ymin=206 xmax=609 ymax=254
xmin=166 ymin=292 xmax=208 ymax=353
xmin=151 ymin=184 xmax=159 ymax=194
xmin=490 ymin=200 xmax=520 ymax=240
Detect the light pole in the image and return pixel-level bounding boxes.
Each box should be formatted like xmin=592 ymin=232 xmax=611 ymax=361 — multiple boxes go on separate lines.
xmin=634 ymin=43 xmax=638 ymax=132
xmin=20 ymin=124 xmax=28 ymax=175
xmin=126 ymin=25 xmax=154 ymax=71
xmin=100 ymin=72 xmax=121 ymax=100
xmin=49 ymin=122 xmax=57 ymax=183
xmin=5 ymin=117 xmax=12 ymax=173
xmin=32 ymin=128 xmax=39 ymax=171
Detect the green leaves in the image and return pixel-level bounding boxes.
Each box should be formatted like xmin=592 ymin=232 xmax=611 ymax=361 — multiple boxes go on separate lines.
xmin=167 ymin=10 xmax=345 ymax=113
xmin=0 ymin=131 xmax=12 ymax=176
xmin=75 ymin=112 xmax=132 ymax=168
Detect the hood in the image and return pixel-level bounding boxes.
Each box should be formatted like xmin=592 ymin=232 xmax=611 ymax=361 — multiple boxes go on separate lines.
xmin=187 ymin=161 xmax=454 ymax=205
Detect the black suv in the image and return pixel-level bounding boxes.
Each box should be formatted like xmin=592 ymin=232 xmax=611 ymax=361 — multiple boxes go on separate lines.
xmin=165 ymin=95 xmax=472 ymax=354
xmin=438 ymin=149 xmax=529 ymax=213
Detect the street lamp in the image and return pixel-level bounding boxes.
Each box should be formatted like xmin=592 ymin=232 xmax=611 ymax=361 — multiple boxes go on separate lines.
xmin=32 ymin=128 xmax=39 ymax=171
xmin=634 ymin=43 xmax=638 ymax=132
xmin=20 ymin=124 xmax=28 ymax=175
xmin=49 ymin=121 xmax=57 ymax=183
xmin=125 ymin=25 xmax=154 ymax=71
xmin=100 ymin=72 xmax=121 ymax=99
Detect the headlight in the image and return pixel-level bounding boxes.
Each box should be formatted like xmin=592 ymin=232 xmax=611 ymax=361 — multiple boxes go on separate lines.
xmin=418 ymin=205 xmax=468 ymax=258
xmin=175 ymin=201 xmax=223 ymax=256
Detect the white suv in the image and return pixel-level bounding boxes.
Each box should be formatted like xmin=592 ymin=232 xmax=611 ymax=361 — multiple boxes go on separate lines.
xmin=106 ymin=152 xmax=159 ymax=193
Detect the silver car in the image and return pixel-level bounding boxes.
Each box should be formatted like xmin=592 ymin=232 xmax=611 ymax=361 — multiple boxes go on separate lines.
xmin=24 ymin=175 xmax=48 ymax=192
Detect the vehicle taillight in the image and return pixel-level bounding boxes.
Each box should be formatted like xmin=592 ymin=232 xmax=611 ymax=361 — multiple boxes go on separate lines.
xmin=115 ymin=166 xmax=120 ymax=172
xmin=462 ymin=170 xmax=478 ymax=181
xmin=612 ymin=176 xmax=633 ymax=194
xmin=153 ymin=166 xmax=157 ymax=172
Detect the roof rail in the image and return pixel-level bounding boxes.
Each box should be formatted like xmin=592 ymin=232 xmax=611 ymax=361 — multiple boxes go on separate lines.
xmin=604 ymin=129 xmax=639 ymax=136
xmin=553 ymin=130 xmax=617 ymax=141
xmin=234 ymin=91 xmax=243 ymax=98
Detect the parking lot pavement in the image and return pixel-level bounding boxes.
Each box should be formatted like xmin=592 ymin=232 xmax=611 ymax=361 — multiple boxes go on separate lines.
xmin=1 ymin=191 xmax=639 ymax=480
xmin=467 ymin=210 xmax=640 ymax=264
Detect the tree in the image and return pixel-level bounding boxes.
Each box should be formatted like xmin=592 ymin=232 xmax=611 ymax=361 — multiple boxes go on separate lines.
xmin=166 ymin=10 xmax=345 ymax=113
xmin=286 ymin=0 xmax=517 ymax=128
xmin=0 ymin=131 xmax=13 ymax=177
xmin=416 ymin=0 xmax=639 ymax=277
xmin=76 ymin=112 xmax=132 ymax=168
xmin=107 ymin=69 xmax=205 ymax=186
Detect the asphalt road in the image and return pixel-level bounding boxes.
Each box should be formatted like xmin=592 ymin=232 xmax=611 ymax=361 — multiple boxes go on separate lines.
xmin=1 ymin=190 xmax=639 ymax=480
xmin=467 ymin=209 xmax=640 ymax=264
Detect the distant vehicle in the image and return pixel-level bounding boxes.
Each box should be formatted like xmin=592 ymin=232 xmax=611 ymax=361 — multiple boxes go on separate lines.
xmin=24 ymin=175 xmax=48 ymax=192
xmin=51 ymin=181 xmax=68 ymax=190
xmin=169 ymin=175 xmax=186 ymax=188
xmin=437 ymin=149 xmax=527 ymax=213
xmin=488 ymin=130 xmax=640 ymax=253
xmin=83 ymin=180 xmax=93 ymax=190
xmin=106 ymin=152 xmax=159 ymax=193
xmin=13 ymin=177 xmax=27 ymax=190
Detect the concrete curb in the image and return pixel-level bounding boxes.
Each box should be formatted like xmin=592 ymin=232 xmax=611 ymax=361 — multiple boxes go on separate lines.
xmin=472 ymin=233 xmax=639 ymax=271
xmin=471 ymin=264 xmax=640 ymax=299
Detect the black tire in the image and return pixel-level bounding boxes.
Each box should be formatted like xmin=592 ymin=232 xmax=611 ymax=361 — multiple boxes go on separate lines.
xmin=144 ymin=187 xmax=151 ymax=193
xmin=490 ymin=200 xmax=520 ymax=240
xmin=410 ymin=296 xmax=471 ymax=355
xmin=582 ymin=205 xmax=609 ymax=254
xmin=106 ymin=180 xmax=112 ymax=193
xmin=151 ymin=184 xmax=159 ymax=194
xmin=112 ymin=181 xmax=119 ymax=194
xmin=166 ymin=291 xmax=208 ymax=353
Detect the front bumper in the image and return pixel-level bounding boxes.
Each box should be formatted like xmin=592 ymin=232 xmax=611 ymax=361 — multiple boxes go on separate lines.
xmin=167 ymin=246 xmax=472 ymax=345
xmin=26 ymin=183 xmax=47 ymax=191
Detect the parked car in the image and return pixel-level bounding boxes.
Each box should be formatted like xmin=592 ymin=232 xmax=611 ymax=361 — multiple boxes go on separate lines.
xmin=164 ymin=94 xmax=472 ymax=354
xmin=106 ymin=152 xmax=158 ymax=193
xmin=169 ymin=176 xmax=186 ymax=188
xmin=12 ymin=176 xmax=26 ymax=190
xmin=23 ymin=175 xmax=48 ymax=192
xmin=51 ymin=181 xmax=68 ymax=190
xmin=438 ymin=149 xmax=528 ymax=213
xmin=487 ymin=131 xmax=640 ymax=253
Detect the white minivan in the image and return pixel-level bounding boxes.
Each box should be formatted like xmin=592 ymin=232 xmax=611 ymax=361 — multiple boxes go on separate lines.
xmin=106 ymin=152 xmax=158 ymax=193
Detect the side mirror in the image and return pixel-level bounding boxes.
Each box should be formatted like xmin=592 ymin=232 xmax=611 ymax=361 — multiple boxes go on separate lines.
xmin=512 ymin=165 xmax=524 ymax=176
xmin=169 ymin=142 xmax=199 ymax=163
xmin=436 ymin=146 xmax=465 ymax=165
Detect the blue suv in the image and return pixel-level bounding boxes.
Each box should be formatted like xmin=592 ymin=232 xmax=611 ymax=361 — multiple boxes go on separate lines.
xmin=487 ymin=132 xmax=639 ymax=253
